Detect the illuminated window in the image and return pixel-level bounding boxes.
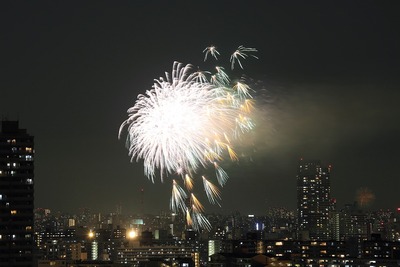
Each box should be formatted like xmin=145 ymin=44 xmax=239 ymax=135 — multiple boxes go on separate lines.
xmin=11 ymin=210 xmax=17 ymax=215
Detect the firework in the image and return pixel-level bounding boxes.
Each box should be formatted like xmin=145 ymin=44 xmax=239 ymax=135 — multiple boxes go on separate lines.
xmin=202 ymin=176 xmax=221 ymax=206
xmin=190 ymin=203 xmax=211 ymax=230
xmin=190 ymin=193 xmax=205 ymax=212
xmin=184 ymin=174 xmax=194 ymax=191
xmin=171 ymin=179 xmax=187 ymax=213
xmin=356 ymin=187 xmax=375 ymax=207
xmin=230 ymin=45 xmax=258 ymax=69
xmin=203 ymin=46 xmax=220 ymax=61
xmin=120 ymin=45 xmax=257 ymax=230
xmin=213 ymin=161 xmax=228 ymax=187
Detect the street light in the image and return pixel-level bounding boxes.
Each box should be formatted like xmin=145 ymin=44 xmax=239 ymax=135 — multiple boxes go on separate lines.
xmin=127 ymin=229 xmax=137 ymax=239
xmin=88 ymin=230 xmax=95 ymax=239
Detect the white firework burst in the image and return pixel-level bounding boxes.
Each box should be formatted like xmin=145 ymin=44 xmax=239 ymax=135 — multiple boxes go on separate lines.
xmin=120 ymin=45 xmax=257 ymax=230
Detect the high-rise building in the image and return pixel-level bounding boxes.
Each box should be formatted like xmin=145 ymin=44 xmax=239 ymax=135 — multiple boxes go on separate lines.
xmin=0 ymin=121 xmax=35 ymax=266
xmin=297 ymin=159 xmax=331 ymax=240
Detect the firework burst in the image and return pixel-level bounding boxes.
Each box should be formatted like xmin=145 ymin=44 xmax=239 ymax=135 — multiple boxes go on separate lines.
xmin=230 ymin=45 xmax=258 ymax=69
xmin=120 ymin=45 xmax=257 ymax=230
xmin=356 ymin=187 xmax=375 ymax=207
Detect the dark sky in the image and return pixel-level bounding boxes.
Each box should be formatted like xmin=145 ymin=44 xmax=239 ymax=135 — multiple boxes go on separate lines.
xmin=1 ymin=1 xmax=399 ymax=215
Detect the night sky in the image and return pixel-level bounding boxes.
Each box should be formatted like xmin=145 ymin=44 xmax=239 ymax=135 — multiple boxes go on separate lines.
xmin=1 ymin=1 xmax=399 ymax=215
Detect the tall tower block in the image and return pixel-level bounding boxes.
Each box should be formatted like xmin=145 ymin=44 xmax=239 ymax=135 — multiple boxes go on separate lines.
xmin=0 ymin=121 xmax=35 ymax=266
xmin=297 ymin=159 xmax=331 ymax=240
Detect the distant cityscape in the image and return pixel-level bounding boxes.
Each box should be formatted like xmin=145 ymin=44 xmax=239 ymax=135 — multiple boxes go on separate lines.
xmin=1 ymin=120 xmax=399 ymax=267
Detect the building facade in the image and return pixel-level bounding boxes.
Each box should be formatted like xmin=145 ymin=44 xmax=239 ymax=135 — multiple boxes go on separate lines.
xmin=116 ymin=245 xmax=197 ymax=267
xmin=0 ymin=121 xmax=35 ymax=266
xmin=297 ymin=160 xmax=331 ymax=240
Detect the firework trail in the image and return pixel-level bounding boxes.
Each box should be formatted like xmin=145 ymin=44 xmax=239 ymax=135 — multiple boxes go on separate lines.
xmin=171 ymin=179 xmax=187 ymax=212
xmin=230 ymin=45 xmax=258 ymax=69
xmin=203 ymin=46 xmax=220 ymax=61
xmin=202 ymin=176 xmax=221 ymax=206
xmin=120 ymin=45 xmax=257 ymax=230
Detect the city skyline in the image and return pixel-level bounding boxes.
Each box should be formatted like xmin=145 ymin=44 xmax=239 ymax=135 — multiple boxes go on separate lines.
xmin=1 ymin=1 xmax=399 ymax=214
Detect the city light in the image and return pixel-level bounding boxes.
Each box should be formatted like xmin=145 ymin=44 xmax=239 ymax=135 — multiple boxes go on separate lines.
xmin=127 ymin=229 xmax=137 ymax=239
xmin=88 ymin=230 xmax=94 ymax=239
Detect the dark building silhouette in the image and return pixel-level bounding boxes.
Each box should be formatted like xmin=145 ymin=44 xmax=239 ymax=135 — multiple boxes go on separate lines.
xmin=0 ymin=121 xmax=35 ymax=266
xmin=297 ymin=159 xmax=331 ymax=240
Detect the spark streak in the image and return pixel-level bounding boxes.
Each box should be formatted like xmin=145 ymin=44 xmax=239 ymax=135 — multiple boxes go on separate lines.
xmin=230 ymin=45 xmax=258 ymax=69
xmin=203 ymin=46 xmax=220 ymax=61
xmin=202 ymin=176 xmax=221 ymax=206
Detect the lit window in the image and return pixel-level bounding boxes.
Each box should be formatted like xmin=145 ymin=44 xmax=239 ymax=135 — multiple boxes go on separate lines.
xmin=26 ymin=178 xmax=33 ymax=184
xmin=11 ymin=210 xmax=17 ymax=215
